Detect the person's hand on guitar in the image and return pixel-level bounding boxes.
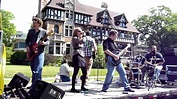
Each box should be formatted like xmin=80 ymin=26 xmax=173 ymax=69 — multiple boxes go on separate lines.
xmin=38 ymin=41 xmax=45 ymax=46
xmin=113 ymin=55 xmax=119 ymax=60
xmin=26 ymin=46 xmax=30 ymax=52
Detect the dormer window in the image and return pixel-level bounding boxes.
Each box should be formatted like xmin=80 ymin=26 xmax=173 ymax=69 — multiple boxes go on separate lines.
xmin=114 ymin=13 xmax=128 ymax=28
xmin=96 ymin=9 xmax=111 ymax=25
xmin=66 ymin=10 xmax=73 ymax=19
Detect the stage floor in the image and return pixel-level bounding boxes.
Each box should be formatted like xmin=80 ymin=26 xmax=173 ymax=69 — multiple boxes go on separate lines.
xmin=53 ymin=80 xmax=177 ymax=99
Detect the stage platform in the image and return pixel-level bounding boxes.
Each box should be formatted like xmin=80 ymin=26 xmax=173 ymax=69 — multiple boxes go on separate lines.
xmin=53 ymin=80 xmax=177 ymax=99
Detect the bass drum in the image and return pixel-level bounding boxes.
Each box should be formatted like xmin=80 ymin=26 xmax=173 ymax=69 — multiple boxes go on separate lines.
xmin=125 ymin=67 xmax=142 ymax=84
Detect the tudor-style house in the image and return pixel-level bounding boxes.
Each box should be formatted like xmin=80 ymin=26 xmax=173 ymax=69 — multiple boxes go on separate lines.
xmin=38 ymin=0 xmax=140 ymax=58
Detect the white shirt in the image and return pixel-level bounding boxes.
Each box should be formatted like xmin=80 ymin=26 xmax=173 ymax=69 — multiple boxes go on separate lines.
xmin=59 ymin=63 xmax=72 ymax=77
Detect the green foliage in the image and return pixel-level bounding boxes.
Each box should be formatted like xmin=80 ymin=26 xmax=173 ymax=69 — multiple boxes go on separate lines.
xmin=10 ymin=51 xmax=29 ymax=65
xmin=93 ymin=44 xmax=106 ymax=69
xmin=0 ymin=12 xmax=2 ymax=30
xmin=46 ymin=56 xmax=63 ymax=67
xmin=6 ymin=47 xmax=14 ymax=62
xmin=1 ymin=10 xmax=16 ymax=47
xmin=132 ymin=5 xmax=177 ymax=54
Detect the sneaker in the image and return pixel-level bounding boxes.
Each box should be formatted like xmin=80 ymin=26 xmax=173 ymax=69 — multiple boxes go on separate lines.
xmin=124 ymin=88 xmax=135 ymax=92
xmin=101 ymin=89 xmax=107 ymax=92
xmin=81 ymin=87 xmax=89 ymax=91
xmin=70 ymin=88 xmax=80 ymax=93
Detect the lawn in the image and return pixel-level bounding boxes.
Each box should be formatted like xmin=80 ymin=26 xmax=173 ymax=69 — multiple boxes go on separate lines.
xmin=4 ymin=65 xmax=119 ymax=78
xmin=3 ymin=65 xmax=119 ymax=84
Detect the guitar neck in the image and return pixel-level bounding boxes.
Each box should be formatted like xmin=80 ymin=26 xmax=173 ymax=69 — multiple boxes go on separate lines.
xmin=117 ymin=46 xmax=129 ymax=57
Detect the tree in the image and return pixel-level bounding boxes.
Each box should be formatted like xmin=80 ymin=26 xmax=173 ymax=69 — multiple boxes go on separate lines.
xmin=93 ymin=44 xmax=106 ymax=69
xmin=132 ymin=5 xmax=177 ymax=54
xmin=1 ymin=10 xmax=16 ymax=47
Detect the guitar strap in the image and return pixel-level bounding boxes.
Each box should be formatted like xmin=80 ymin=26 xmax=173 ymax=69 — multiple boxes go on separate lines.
xmin=36 ymin=28 xmax=44 ymax=43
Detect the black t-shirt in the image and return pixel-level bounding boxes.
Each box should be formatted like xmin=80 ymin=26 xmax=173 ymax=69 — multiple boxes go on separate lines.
xmin=145 ymin=52 xmax=165 ymax=64
xmin=103 ymin=38 xmax=118 ymax=57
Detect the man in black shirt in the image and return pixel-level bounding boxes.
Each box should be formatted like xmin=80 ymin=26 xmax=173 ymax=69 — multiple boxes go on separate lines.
xmin=101 ymin=30 xmax=134 ymax=92
xmin=145 ymin=45 xmax=165 ymax=81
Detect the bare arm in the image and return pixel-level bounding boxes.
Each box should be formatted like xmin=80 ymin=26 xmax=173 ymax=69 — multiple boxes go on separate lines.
xmin=104 ymin=49 xmax=119 ymax=60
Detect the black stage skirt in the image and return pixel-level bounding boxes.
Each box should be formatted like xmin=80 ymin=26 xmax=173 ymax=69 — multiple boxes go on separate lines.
xmin=72 ymin=54 xmax=86 ymax=67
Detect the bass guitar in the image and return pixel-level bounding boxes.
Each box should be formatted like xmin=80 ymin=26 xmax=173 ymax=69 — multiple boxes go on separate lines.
xmin=107 ymin=43 xmax=131 ymax=66
xmin=27 ymin=29 xmax=54 ymax=61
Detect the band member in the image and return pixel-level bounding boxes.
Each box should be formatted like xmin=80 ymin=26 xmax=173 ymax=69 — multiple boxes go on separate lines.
xmin=25 ymin=17 xmax=49 ymax=85
xmin=101 ymin=30 xmax=134 ymax=92
xmin=81 ymin=31 xmax=97 ymax=83
xmin=145 ymin=45 xmax=165 ymax=81
xmin=71 ymin=27 xmax=88 ymax=93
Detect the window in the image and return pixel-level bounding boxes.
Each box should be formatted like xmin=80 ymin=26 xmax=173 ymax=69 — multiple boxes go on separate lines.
xmin=66 ymin=10 xmax=69 ymax=18
xmin=56 ymin=46 xmax=60 ymax=54
xmin=49 ymin=47 xmax=54 ymax=54
xmin=119 ymin=17 xmax=127 ymax=28
xmin=54 ymin=25 xmax=59 ymax=33
xmin=66 ymin=44 xmax=70 ymax=54
xmin=65 ymin=25 xmax=72 ymax=37
xmin=75 ymin=14 xmax=79 ymax=23
xmin=19 ymin=42 xmax=26 ymax=48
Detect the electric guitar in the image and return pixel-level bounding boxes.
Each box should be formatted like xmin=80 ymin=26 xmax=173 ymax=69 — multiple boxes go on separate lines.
xmin=107 ymin=43 xmax=131 ymax=66
xmin=27 ymin=29 xmax=54 ymax=61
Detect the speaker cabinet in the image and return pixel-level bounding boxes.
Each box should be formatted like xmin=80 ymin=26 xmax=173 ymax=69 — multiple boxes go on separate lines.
xmin=29 ymin=80 xmax=65 ymax=99
xmin=163 ymin=55 xmax=177 ymax=69
xmin=166 ymin=65 xmax=177 ymax=82
xmin=8 ymin=72 xmax=30 ymax=88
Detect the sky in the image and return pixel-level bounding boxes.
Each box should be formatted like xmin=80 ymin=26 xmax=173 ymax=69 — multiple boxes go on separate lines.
xmin=1 ymin=0 xmax=177 ymax=33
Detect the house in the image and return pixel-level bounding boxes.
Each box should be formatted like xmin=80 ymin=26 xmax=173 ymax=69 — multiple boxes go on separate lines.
xmin=14 ymin=0 xmax=141 ymax=61
xmin=13 ymin=31 xmax=27 ymax=51
xmin=39 ymin=0 xmax=140 ymax=58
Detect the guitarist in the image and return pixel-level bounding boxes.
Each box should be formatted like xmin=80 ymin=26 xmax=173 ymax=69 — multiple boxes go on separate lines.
xmin=101 ymin=30 xmax=134 ymax=92
xmin=25 ymin=17 xmax=49 ymax=85
xmin=144 ymin=45 xmax=165 ymax=82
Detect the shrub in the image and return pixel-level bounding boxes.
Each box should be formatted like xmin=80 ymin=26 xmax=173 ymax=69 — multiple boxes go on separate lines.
xmin=6 ymin=47 xmax=14 ymax=62
xmin=10 ymin=51 xmax=29 ymax=65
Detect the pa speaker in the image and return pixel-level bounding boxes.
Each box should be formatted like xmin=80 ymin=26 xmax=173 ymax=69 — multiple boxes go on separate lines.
xmin=29 ymin=80 xmax=65 ymax=99
xmin=8 ymin=72 xmax=30 ymax=88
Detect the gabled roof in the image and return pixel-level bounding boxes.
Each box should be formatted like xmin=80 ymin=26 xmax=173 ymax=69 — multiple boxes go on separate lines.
xmin=43 ymin=0 xmax=92 ymax=16
xmin=96 ymin=9 xmax=112 ymax=22
xmin=42 ymin=0 xmax=140 ymax=33
xmin=15 ymin=33 xmax=27 ymax=40
xmin=114 ymin=13 xmax=128 ymax=23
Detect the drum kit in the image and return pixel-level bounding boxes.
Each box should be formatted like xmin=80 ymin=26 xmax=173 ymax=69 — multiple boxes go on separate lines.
xmin=125 ymin=58 xmax=161 ymax=90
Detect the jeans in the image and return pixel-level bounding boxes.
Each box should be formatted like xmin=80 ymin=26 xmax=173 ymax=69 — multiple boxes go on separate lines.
xmin=30 ymin=52 xmax=44 ymax=84
xmin=102 ymin=62 xmax=130 ymax=91
xmin=60 ymin=75 xmax=70 ymax=82
xmin=153 ymin=66 xmax=163 ymax=80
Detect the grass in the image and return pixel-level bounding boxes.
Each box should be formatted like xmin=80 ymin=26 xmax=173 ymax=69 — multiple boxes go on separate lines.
xmin=3 ymin=65 xmax=119 ymax=84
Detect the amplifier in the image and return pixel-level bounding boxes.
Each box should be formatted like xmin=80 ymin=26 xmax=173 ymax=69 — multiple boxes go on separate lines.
xmin=29 ymin=80 xmax=65 ymax=99
xmin=166 ymin=65 xmax=177 ymax=82
xmin=8 ymin=72 xmax=30 ymax=88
